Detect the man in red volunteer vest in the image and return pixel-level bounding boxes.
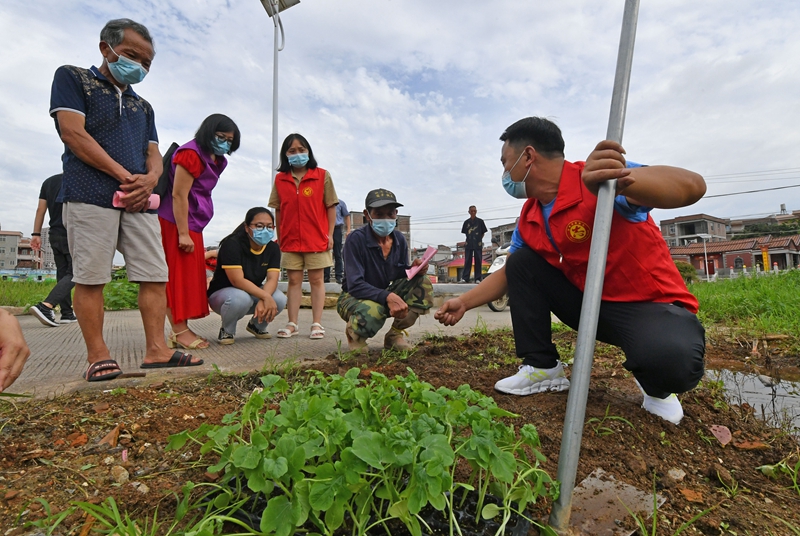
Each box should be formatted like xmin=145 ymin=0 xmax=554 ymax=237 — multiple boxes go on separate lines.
xmin=435 ymin=117 xmax=706 ymax=425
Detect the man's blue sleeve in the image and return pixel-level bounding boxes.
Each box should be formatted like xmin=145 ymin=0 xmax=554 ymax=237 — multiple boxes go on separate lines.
xmin=50 ymin=66 xmax=86 ymax=117
xmin=149 ymin=108 xmax=159 ymax=144
xmin=614 ymin=160 xmax=651 ymax=222
xmin=507 ymin=226 xmax=525 ymax=254
xmin=340 ymin=199 xmax=349 ymax=217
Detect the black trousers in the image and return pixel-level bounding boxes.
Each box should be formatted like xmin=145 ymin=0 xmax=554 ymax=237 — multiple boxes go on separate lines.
xmin=324 ymin=225 xmax=344 ymax=283
xmin=505 ymin=247 xmax=705 ymax=399
xmin=463 ymin=246 xmax=483 ymax=282
xmin=44 ymin=232 xmax=74 ymax=315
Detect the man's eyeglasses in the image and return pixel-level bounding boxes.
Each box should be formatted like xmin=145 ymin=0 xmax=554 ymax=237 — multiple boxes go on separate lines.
xmin=249 ymin=224 xmax=275 ymax=231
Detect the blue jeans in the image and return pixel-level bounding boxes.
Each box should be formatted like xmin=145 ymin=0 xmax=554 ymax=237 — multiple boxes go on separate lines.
xmin=208 ymin=287 xmax=287 ymax=335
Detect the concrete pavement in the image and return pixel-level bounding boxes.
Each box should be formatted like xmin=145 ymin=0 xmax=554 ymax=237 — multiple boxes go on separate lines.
xmin=10 ymin=298 xmax=512 ymax=398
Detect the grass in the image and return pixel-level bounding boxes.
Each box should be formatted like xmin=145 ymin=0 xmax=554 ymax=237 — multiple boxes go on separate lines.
xmin=0 ymin=280 xmax=57 ymax=309
xmin=689 ymin=270 xmax=800 ymax=335
xmin=0 ymin=271 xmax=139 ymax=311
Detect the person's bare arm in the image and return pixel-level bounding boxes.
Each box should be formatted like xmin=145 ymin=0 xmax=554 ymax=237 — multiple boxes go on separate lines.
xmin=31 ymin=199 xmax=47 ymax=250
xmin=254 ymin=271 xmax=280 ymax=323
xmin=56 ymin=111 xmax=130 ymax=183
xmin=434 ymin=267 xmax=508 ymax=326
xmin=344 ymin=214 xmax=352 ymax=234
xmin=171 ymin=165 xmax=195 ymax=253
xmin=0 ymin=310 xmax=30 ymax=393
xmin=225 ymin=268 xmax=271 ymax=301
xmin=274 ymin=209 xmax=280 ymax=246
xmin=327 ymin=205 xmax=336 ymax=250
xmin=582 ymin=140 xmax=706 ymax=209
xmin=119 ymin=142 xmax=162 ymax=212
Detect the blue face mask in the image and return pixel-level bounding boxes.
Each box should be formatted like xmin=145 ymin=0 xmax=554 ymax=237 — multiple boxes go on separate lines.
xmin=210 ymin=137 xmax=231 ymax=156
xmin=288 ymin=153 xmax=309 ymax=168
xmin=370 ymin=218 xmax=396 ymax=237
xmin=251 ymin=227 xmax=274 ymax=246
xmin=107 ymin=45 xmax=148 ymax=85
xmin=501 ymin=151 xmax=530 ymax=199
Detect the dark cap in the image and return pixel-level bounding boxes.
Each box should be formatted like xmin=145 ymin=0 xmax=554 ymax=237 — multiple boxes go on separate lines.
xmin=365 ymin=188 xmax=403 ymax=209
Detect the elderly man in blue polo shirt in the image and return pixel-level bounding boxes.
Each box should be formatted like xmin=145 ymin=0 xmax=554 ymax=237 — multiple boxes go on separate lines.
xmin=49 ymin=18 xmax=202 ymax=382
xmin=337 ymin=189 xmax=433 ymax=352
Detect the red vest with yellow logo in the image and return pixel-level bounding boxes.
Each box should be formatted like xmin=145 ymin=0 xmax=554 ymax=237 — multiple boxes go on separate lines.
xmin=517 ymin=160 xmax=699 ymax=313
xmin=274 ymin=167 xmax=329 ymax=252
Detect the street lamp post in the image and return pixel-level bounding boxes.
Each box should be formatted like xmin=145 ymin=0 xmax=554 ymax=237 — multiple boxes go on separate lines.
xmin=258 ymin=0 xmax=300 ymax=181
xmin=697 ymin=233 xmax=711 ymax=282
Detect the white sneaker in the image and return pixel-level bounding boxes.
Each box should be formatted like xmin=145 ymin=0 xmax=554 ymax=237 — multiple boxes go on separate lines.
xmin=636 ymin=381 xmax=683 ymax=425
xmin=494 ymin=362 xmax=570 ymax=395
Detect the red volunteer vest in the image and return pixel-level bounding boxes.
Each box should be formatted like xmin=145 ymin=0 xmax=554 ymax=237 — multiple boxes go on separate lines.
xmin=274 ymin=167 xmax=329 ymax=252
xmin=518 ymin=160 xmax=699 ymax=313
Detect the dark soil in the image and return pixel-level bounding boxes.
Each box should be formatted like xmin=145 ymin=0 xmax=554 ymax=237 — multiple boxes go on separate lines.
xmin=1 ymin=326 xmax=799 ymax=535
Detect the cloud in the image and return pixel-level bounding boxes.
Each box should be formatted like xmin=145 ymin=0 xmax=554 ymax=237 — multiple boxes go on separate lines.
xmin=2 ymin=0 xmax=800 ymax=250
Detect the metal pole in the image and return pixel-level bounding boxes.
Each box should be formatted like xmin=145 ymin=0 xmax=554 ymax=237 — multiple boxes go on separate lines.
xmin=271 ymin=0 xmax=281 ymax=182
xmin=703 ymin=238 xmax=709 ymax=282
xmin=549 ymin=0 xmax=640 ymax=532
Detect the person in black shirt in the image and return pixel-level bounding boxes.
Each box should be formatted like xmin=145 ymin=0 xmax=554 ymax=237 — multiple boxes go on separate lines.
xmin=30 ymin=174 xmax=76 ymax=327
xmin=460 ymin=205 xmax=488 ymax=282
xmin=207 ymin=207 xmax=285 ymax=344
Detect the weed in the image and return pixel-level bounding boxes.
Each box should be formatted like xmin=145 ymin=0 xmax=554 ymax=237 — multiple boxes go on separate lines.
xmin=757 ymin=452 xmax=800 ymax=497
xmin=659 ymin=431 xmax=671 ymax=447
xmin=718 ymin=471 xmax=742 ymax=498
xmin=586 ymin=404 xmax=635 ymax=436
xmin=109 ymin=387 xmax=127 ymax=396
xmin=696 ymin=428 xmax=715 ymax=446
xmin=472 ymin=314 xmax=491 ymax=336
xmin=377 ymin=346 xmax=414 ymax=365
xmin=486 ymin=362 xmax=500 ymax=371
xmin=765 ymin=513 xmax=800 ymax=535
xmin=551 ymin=322 xmax=572 ymax=334
xmin=622 ymin=473 xmax=718 ymax=535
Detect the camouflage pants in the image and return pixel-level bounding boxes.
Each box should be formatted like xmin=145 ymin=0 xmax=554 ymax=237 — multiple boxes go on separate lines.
xmin=337 ymin=275 xmax=434 ymax=339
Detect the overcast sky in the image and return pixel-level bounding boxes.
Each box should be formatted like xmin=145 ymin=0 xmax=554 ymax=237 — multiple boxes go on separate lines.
xmin=2 ymin=0 xmax=799 ymax=250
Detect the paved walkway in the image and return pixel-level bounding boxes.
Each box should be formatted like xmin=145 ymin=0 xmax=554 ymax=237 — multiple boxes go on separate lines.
xmin=11 ymin=303 xmax=512 ymax=398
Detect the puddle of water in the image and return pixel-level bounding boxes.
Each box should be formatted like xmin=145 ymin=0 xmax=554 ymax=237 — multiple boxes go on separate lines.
xmin=707 ymin=369 xmax=800 ymax=434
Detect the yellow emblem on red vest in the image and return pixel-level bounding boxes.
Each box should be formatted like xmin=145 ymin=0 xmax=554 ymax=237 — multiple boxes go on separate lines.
xmin=302 ymin=187 xmax=314 ymax=197
xmin=566 ymin=220 xmax=590 ymax=243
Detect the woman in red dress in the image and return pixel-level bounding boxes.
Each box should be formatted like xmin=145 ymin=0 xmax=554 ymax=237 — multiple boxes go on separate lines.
xmin=158 ymin=114 xmax=241 ymax=349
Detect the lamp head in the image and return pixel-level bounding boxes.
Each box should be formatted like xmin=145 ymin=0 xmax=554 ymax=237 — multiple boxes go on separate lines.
xmin=259 ymin=0 xmax=300 ymax=17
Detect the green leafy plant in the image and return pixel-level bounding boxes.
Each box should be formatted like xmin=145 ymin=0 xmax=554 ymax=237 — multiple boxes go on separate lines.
xmin=757 ymin=454 xmax=800 ymax=497
xmin=586 ymin=404 xmax=634 ymax=436
xmin=168 ymin=368 xmax=559 ymax=536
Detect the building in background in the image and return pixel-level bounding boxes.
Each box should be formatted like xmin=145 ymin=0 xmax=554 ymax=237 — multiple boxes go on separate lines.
xmin=0 ymin=229 xmax=22 ymax=269
xmin=660 ymin=214 xmax=728 ymax=246
xmin=16 ymin=238 xmax=38 ymax=269
xmin=40 ymin=227 xmax=55 ymax=269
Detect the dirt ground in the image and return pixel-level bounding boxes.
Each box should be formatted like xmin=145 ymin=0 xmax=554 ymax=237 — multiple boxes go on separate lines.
xmin=1 ymin=326 xmax=799 ymax=535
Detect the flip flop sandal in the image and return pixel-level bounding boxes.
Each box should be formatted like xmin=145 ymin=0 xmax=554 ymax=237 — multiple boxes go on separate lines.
xmin=84 ymin=359 xmax=123 ymax=382
xmin=167 ymin=329 xmax=209 ymax=349
xmin=140 ymin=351 xmax=204 ymax=369
xmin=276 ymin=322 xmax=299 ymax=338
xmin=310 ymin=323 xmax=326 ymax=340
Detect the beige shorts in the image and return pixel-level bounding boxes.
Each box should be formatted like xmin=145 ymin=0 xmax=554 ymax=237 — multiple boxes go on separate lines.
xmin=64 ymin=202 xmax=168 ymax=285
xmin=280 ymin=250 xmax=333 ymax=271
